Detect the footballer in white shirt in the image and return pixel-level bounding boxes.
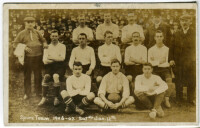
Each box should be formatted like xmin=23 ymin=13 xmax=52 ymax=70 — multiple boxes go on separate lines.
xmin=38 ymin=30 xmax=66 ymax=107
xmin=148 ymin=30 xmax=174 ymax=108
xmin=134 ymin=63 xmax=168 ymax=119
xmin=60 ymin=61 xmax=95 ymax=116
xmin=96 ymin=31 xmax=122 ymax=86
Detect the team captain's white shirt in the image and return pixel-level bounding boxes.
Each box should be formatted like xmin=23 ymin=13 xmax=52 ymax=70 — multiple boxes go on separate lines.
xmin=98 ymin=43 xmax=122 ymax=67
xmin=121 ymin=24 xmax=145 ymax=44
xmin=148 ymin=44 xmax=170 ymax=67
xmin=66 ymin=73 xmax=91 ymax=97
xmin=72 ymin=26 xmax=94 ymax=43
xmin=98 ymin=72 xmax=130 ymax=98
xmin=134 ymin=74 xmax=168 ymax=96
xmin=69 ymin=46 xmax=96 ymax=70
xmin=96 ymin=23 xmax=119 ymax=40
xmin=43 ymin=42 xmax=66 ymax=64
xmin=124 ymin=44 xmax=147 ymax=65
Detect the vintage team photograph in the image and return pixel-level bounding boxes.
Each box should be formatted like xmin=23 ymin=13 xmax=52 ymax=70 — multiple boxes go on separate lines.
xmin=3 ymin=2 xmax=198 ymax=125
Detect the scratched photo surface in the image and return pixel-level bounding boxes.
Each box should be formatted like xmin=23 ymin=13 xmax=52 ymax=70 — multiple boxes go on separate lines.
xmin=4 ymin=3 xmax=198 ymax=125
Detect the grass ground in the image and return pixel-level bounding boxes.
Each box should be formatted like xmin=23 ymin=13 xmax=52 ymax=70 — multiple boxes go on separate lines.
xmin=8 ymin=69 xmax=197 ymax=124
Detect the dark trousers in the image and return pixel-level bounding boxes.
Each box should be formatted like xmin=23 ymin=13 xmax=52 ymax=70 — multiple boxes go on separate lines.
xmin=175 ymin=62 xmax=196 ymax=101
xmin=24 ymin=55 xmax=42 ymax=96
xmin=135 ymin=92 xmax=165 ymax=110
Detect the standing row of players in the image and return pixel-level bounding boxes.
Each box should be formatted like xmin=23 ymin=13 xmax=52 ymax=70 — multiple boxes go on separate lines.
xmin=13 ymin=13 xmax=195 ymax=119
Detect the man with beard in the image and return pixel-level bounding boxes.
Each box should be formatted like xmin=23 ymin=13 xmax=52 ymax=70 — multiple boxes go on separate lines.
xmin=169 ymin=14 xmax=196 ymax=105
xmin=13 ymin=17 xmax=48 ymax=100
xmin=69 ymin=33 xmax=96 ymax=76
xmin=38 ymin=30 xmax=66 ymax=106
xmin=72 ymin=14 xmax=94 ymax=45
xmin=96 ymin=12 xmax=119 ymax=42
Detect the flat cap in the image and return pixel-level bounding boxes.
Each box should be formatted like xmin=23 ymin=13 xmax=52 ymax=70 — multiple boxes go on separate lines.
xmin=24 ymin=17 xmax=35 ymax=21
xmin=180 ymin=14 xmax=192 ymax=20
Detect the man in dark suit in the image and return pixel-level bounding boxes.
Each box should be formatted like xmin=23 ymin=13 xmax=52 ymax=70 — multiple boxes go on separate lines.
xmin=144 ymin=11 xmax=170 ymax=49
xmin=169 ymin=14 xmax=196 ymax=105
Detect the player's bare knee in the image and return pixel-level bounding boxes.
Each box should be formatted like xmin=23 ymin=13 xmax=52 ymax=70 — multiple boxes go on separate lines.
xmin=53 ymin=74 xmax=60 ymax=83
xmin=87 ymin=92 xmax=95 ymax=100
xmin=60 ymin=90 xmax=69 ymax=98
xmin=96 ymin=76 xmax=102 ymax=83
xmin=127 ymin=75 xmax=133 ymax=82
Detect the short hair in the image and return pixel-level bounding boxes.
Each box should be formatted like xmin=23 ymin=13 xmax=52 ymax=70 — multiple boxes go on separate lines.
xmin=154 ymin=30 xmax=163 ymax=36
xmin=143 ymin=62 xmax=153 ymax=68
xmin=104 ymin=30 xmax=113 ymax=38
xmin=132 ymin=31 xmax=140 ymax=37
xmin=73 ymin=61 xmax=82 ymax=67
xmin=78 ymin=33 xmax=87 ymax=39
xmin=111 ymin=59 xmax=121 ymax=66
xmin=51 ymin=29 xmax=59 ymax=35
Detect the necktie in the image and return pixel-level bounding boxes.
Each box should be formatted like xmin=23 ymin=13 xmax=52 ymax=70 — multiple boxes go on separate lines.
xmin=30 ymin=30 xmax=33 ymax=41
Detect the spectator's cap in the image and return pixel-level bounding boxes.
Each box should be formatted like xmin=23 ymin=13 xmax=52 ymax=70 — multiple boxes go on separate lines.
xmin=24 ymin=17 xmax=35 ymax=22
xmin=180 ymin=14 xmax=192 ymax=20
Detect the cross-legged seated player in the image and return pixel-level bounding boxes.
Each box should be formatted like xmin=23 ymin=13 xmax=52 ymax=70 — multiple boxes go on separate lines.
xmin=38 ymin=30 xmax=66 ymax=106
xmin=94 ymin=59 xmax=134 ymax=111
xmin=134 ymin=63 xmax=168 ymax=119
xmin=60 ymin=62 xmax=95 ymax=116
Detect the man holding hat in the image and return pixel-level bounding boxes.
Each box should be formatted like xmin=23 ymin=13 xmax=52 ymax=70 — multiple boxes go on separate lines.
xmin=169 ymin=14 xmax=196 ymax=104
xmin=13 ymin=17 xmax=48 ymax=100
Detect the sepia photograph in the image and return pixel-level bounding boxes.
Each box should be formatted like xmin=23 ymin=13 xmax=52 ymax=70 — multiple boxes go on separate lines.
xmin=3 ymin=2 xmax=198 ymax=126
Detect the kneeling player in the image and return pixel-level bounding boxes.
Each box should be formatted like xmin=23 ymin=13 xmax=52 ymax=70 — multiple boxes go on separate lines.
xmin=38 ymin=30 xmax=66 ymax=106
xmin=94 ymin=59 xmax=134 ymax=111
xmin=134 ymin=63 xmax=168 ymax=119
xmin=60 ymin=62 xmax=95 ymax=116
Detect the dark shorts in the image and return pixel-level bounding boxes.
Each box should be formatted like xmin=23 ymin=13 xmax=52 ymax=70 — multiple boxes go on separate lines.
xmin=72 ymin=95 xmax=85 ymax=104
xmin=44 ymin=62 xmax=66 ymax=80
xmin=153 ymin=67 xmax=172 ymax=81
xmin=124 ymin=65 xmax=143 ymax=80
xmin=82 ymin=64 xmax=90 ymax=74
xmin=98 ymin=65 xmax=111 ymax=77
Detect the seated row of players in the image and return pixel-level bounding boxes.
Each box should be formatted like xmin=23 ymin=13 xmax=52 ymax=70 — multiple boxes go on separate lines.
xmin=37 ymin=29 xmax=173 ymax=119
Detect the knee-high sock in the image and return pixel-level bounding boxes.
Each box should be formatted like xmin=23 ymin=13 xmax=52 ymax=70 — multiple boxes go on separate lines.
xmin=63 ymin=96 xmax=76 ymax=110
xmin=78 ymin=97 xmax=91 ymax=108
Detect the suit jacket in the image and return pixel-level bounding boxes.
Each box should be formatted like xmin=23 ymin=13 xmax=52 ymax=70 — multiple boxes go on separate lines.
xmin=145 ymin=23 xmax=170 ymax=49
xmin=169 ymin=27 xmax=196 ymax=67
